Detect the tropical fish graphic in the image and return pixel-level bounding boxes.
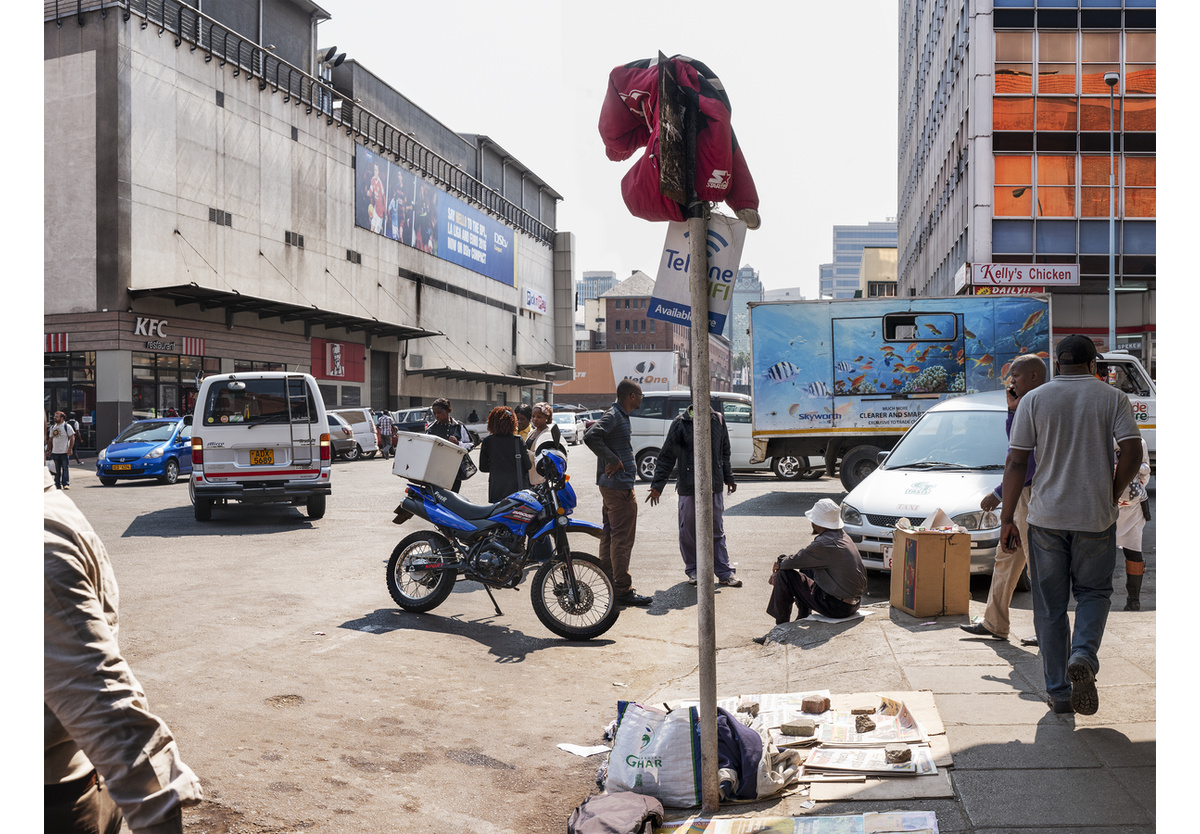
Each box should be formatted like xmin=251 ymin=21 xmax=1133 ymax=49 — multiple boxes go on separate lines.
xmin=970 ymin=354 xmax=995 ymax=368
xmin=850 ymin=374 xmax=866 ymax=388
xmin=902 ymin=364 xmax=921 ymax=373
xmin=906 ymin=343 xmax=918 ymax=353
xmin=764 ymin=361 xmax=801 ymax=382
xmin=805 ymin=380 xmax=831 ymax=397
xmin=854 ymin=355 xmax=865 ymax=363
xmin=881 ymin=345 xmax=896 ymax=354
xmin=824 ymin=401 xmax=854 ymax=418
xmin=923 ymin=323 xmax=942 ymax=335
xmin=1018 ymin=309 xmax=1045 ymax=335
xmin=915 ymin=347 xmax=933 ymax=362
xmin=964 ymin=327 xmax=977 ymax=339
xmin=835 ymin=361 xmax=855 ymax=373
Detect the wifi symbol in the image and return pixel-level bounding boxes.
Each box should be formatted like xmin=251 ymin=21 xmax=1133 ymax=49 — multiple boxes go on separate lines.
xmin=681 ymin=229 xmax=730 ymax=258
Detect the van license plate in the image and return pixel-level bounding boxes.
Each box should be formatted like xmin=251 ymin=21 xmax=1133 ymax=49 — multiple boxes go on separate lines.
xmin=112 ymin=464 xmax=132 ymax=471
xmin=250 ymin=450 xmax=274 ymax=466
xmin=882 ymin=544 xmax=893 ymax=570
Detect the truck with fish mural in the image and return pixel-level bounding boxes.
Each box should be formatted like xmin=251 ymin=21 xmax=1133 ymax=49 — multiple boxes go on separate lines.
xmin=749 ymin=295 xmax=1054 ymax=491
xmin=748 ymin=295 xmax=1156 ymax=490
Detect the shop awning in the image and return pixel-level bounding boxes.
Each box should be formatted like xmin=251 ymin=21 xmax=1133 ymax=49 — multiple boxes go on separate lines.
xmin=407 ymin=367 xmax=547 ymax=387
xmin=517 ymin=361 xmax=574 ymax=374
xmin=128 ymin=284 xmax=441 ymax=341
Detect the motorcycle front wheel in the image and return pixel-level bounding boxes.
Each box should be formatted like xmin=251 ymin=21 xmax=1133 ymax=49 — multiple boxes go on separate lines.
xmin=387 ymin=531 xmax=457 ymax=613
xmin=530 ymin=552 xmax=619 ymax=640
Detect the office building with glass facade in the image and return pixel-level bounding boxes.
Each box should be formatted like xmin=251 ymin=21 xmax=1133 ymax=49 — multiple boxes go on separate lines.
xmin=898 ymin=0 xmax=1155 ymax=365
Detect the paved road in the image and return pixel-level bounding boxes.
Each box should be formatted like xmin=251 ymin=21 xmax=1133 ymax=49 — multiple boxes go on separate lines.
xmin=58 ymin=445 xmax=1155 ymax=832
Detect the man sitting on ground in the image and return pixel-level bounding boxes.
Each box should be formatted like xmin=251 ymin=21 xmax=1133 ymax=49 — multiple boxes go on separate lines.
xmin=766 ymin=498 xmax=867 ymax=626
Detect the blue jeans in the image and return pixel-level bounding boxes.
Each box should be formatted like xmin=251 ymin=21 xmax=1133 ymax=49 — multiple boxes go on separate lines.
xmin=1026 ymin=523 xmax=1117 ymax=701
xmin=51 ymin=453 xmax=70 ymax=488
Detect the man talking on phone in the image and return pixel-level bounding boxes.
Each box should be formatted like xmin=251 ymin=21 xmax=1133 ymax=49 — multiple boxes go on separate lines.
xmin=961 ymin=354 xmax=1045 ymax=644
xmin=999 ymin=335 xmax=1142 ymax=716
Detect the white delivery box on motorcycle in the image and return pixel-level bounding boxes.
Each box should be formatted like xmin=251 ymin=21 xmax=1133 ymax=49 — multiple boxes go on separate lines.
xmin=189 ymin=372 xmax=332 ymax=521
xmin=391 ymin=431 xmax=465 ymax=488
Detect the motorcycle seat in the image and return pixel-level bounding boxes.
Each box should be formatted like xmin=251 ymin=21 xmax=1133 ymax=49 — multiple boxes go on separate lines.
xmin=432 ymin=488 xmax=506 ymax=520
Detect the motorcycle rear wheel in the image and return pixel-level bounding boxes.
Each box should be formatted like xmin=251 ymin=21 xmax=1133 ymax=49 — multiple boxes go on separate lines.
xmin=530 ymin=552 xmax=619 ymax=640
xmin=387 ymin=531 xmax=456 ymax=612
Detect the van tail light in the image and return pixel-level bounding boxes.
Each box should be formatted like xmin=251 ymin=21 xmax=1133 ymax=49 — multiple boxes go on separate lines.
xmin=191 ymin=437 xmax=203 ymax=466
xmin=320 ymin=433 xmax=331 ymax=462
xmin=375 ymin=426 xmax=381 ymax=445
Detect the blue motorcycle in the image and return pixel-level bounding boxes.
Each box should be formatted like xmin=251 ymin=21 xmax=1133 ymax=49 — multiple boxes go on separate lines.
xmin=387 ymin=449 xmax=620 ymax=640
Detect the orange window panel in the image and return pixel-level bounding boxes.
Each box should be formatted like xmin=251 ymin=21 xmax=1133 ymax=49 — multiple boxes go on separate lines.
xmin=1080 ymin=187 xmax=1111 ymax=217
xmin=1037 ymin=155 xmax=1076 ymax=186
xmin=995 ymin=187 xmax=1032 ymax=216
xmin=1079 ymin=97 xmax=1120 ymax=131
xmin=993 ymin=97 xmax=1034 ymax=131
xmin=1124 ymin=98 xmax=1156 ymax=132
xmin=994 ymin=155 xmax=1032 ymax=185
xmin=1125 ymin=189 xmax=1156 ymax=218
xmin=1036 ymin=97 xmax=1077 ymax=131
xmin=1125 ymin=157 xmax=1155 ymax=188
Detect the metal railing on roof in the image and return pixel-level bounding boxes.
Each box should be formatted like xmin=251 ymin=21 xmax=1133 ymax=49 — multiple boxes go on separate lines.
xmin=44 ymin=0 xmax=557 ymax=246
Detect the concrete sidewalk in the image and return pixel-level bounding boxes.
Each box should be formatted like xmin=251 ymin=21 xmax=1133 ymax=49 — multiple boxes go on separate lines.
xmin=645 ymin=597 xmax=1156 ymax=831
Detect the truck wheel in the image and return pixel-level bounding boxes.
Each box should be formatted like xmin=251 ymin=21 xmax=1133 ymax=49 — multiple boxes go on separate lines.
xmin=772 ymin=455 xmax=809 ymax=481
xmin=635 ymin=450 xmax=658 ymax=482
xmin=839 ymin=445 xmax=882 ymax=491
xmin=307 ymin=494 xmax=327 ymax=520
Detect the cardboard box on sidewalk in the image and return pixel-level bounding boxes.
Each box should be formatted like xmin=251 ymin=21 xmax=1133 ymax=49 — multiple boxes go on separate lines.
xmin=889 ymin=510 xmax=970 ymax=617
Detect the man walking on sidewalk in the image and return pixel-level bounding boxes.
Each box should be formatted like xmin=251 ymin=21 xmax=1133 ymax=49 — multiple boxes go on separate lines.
xmin=46 ymin=411 xmax=75 ymax=490
xmin=584 ymin=380 xmax=651 ymax=607
xmin=1000 ymin=335 xmax=1142 ymax=716
xmin=961 ymin=354 xmax=1046 ymax=644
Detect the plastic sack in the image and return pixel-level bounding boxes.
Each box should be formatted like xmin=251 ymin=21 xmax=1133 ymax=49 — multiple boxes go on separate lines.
xmin=605 ymin=702 xmax=701 ymax=808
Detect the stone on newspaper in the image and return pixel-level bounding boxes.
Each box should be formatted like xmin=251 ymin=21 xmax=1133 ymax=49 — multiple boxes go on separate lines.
xmin=855 ymin=714 xmax=877 ymax=734
xmin=737 ymin=696 xmax=760 ymax=718
xmin=885 ymin=743 xmax=912 ymax=764
xmin=801 ymin=695 xmax=830 ymax=714
xmin=781 ymin=718 xmax=816 ymax=737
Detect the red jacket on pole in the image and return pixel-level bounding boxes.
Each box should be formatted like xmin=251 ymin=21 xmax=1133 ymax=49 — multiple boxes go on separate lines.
xmin=599 ymin=55 xmax=759 ymax=223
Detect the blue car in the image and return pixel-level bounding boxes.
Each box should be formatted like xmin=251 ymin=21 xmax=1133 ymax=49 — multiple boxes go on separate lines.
xmin=97 ymin=418 xmax=193 ymax=486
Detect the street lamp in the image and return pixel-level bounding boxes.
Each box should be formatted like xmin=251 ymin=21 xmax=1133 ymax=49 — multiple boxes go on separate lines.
xmin=1011 ymin=187 xmax=1043 ymax=217
xmin=1105 ymin=71 xmax=1120 ymax=352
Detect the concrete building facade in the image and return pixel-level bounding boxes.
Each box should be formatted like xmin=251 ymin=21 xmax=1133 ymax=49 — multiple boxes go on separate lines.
xmin=596 ymin=272 xmax=732 ymax=393
xmin=44 ymin=0 xmax=573 ymax=449
xmin=898 ymin=0 xmax=1155 ymax=363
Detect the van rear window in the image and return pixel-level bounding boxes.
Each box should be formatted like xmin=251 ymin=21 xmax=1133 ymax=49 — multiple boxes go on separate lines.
xmin=202 ymin=378 xmax=319 ymax=425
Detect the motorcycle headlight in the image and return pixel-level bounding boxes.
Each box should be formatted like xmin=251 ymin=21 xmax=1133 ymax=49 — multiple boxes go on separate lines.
xmin=840 ymin=503 xmax=862 ymax=526
xmin=951 ymin=510 xmax=1001 ymax=531
xmin=146 ymin=445 xmax=165 ymax=459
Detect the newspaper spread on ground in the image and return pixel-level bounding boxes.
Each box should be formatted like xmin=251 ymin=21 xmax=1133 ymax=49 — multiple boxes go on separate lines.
xmin=653 ymin=810 xmax=938 ymax=833
xmin=802 ymin=745 xmax=938 ymax=777
xmin=813 ymin=701 xmax=927 ymax=747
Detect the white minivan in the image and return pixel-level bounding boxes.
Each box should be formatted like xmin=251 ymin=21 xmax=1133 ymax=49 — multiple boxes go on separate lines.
xmin=189 ymin=372 xmax=332 ymax=521
xmin=627 ymin=390 xmax=821 ymax=481
xmin=327 ymin=407 xmax=381 ymax=459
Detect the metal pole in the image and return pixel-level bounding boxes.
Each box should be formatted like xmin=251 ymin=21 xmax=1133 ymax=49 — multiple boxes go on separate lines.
xmin=1107 ymin=73 xmax=1118 ymax=351
xmin=687 ymin=201 xmax=718 ymax=813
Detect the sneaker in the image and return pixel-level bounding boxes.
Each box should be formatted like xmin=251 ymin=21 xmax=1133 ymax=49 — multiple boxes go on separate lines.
xmin=616 ymin=591 xmax=652 ymax=607
xmin=63 ymin=484 xmax=71 ymax=490
xmin=687 ymin=576 xmax=697 ymax=586
xmin=1067 ymin=658 xmax=1099 ymax=715
xmin=719 ymin=576 xmax=743 ymax=588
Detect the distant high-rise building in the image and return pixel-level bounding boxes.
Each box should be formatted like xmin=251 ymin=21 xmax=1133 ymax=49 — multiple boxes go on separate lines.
xmin=818 ymin=264 xmax=835 ymax=298
xmin=764 ymin=287 xmax=806 ymax=302
xmin=823 ymin=221 xmax=898 ymax=299
xmin=577 ymin=270 xmax=618 ymax=304
xmin=729 ymin=265 xmax=763 ymax=357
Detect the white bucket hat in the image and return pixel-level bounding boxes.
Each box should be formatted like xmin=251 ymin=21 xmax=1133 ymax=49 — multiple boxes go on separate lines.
xmin=804 ymin=498 xmax=844 ymax=530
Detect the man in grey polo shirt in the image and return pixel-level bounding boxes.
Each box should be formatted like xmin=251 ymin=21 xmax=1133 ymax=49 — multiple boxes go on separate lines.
xmin=1000 ymin=335 xmax=1142 ymax=716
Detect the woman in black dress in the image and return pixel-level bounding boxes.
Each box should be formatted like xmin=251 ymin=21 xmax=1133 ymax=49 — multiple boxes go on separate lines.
xmin=478 ymin=407 xmax=532 ymax=503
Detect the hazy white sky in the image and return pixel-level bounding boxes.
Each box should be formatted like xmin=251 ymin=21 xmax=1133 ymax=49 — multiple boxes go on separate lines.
xmin=318 ymin=1 xmax=901 ymax=296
